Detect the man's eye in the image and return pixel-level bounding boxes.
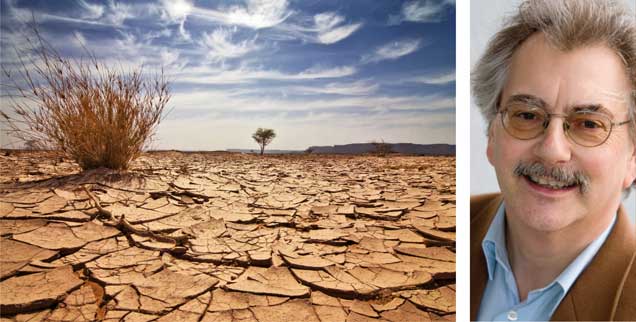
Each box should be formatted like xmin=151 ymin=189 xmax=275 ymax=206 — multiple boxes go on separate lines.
xmin=573 ymin=118 xmax=606 ymax=131
xmin=583 ymin=120 xmax=600 ymax=128
xmin=514 ymin=112 xmax=538 ymax=120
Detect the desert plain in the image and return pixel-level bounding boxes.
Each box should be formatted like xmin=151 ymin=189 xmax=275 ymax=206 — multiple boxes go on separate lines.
xmin=0 ymin=151 xmax=455 ymax=322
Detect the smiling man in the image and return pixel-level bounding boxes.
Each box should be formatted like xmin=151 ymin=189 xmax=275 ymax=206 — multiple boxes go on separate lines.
xmin=471 ymin=0 xmax=636 ymax=321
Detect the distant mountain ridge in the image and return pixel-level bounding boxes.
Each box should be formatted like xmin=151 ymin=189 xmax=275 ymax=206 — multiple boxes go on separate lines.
xmin=306 ymin=143 xmax=455 ymax=155
xmin=226 ymin=149 xmax=303 ymax=154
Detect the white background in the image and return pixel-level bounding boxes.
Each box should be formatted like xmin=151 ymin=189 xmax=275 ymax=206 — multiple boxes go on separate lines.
xmin=469 ymin=0 xmax=636 ymax=221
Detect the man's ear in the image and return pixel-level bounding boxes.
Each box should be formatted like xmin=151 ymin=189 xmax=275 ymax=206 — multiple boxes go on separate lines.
xmin=486 ymin=121 xmax=496 ymax=166
xmin=623 ymin=144 xmax=636 ymax=189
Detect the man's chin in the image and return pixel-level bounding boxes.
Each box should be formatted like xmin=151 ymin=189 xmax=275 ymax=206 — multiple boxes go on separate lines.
xmin=506 ymin=200 xmax=583 ymax=233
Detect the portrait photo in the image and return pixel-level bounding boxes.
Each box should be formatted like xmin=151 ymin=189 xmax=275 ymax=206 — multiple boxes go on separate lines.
xmin=470 ymin=0 xmax=636 ymax=321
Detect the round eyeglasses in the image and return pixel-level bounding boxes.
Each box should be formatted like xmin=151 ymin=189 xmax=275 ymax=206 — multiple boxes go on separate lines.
xmin=499 ymin=103 xmax=632 ymax=147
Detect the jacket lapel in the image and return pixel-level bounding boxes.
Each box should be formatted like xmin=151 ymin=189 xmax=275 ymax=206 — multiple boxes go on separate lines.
xmin=470 ymin=194 xmax=503 ymax=321
xmin=550 ymin=206 xmax=636 ymax=321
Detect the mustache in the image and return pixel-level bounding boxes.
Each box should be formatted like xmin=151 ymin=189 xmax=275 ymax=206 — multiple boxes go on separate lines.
xmin=514 ymin=161 xmax=590 ymax=193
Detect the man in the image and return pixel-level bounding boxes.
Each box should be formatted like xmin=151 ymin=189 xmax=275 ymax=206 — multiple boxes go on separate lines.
xmin=471 ymin=0 xmax=636 ymax=321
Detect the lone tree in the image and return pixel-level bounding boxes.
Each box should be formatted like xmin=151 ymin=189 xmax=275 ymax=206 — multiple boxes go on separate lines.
xmin=371 ymin=139 xmax=392 ymax=157
xmin=252 ymin=128 xmax=276 ymax=155
xmin=1 ymin=27 xmax=170 ymax=170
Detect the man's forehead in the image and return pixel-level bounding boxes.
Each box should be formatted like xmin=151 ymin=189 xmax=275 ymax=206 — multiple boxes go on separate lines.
xmin=503 ymin=33 xmax=632 ymax=113
xmin=503 ymin=93 xmax=617 ymax=117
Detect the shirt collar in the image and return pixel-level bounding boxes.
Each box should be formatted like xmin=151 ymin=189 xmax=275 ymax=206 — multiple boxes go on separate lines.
xmin=481 ymin=201 xmax=617 ymax=293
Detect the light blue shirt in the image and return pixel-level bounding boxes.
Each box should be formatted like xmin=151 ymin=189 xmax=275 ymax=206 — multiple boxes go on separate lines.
xmin=477 ymin=203 xmax=616 ymax=321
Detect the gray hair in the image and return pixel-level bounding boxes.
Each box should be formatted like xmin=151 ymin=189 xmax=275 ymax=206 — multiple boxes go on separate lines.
xmin=472 ymin=0 xmax=636 ymax=140
xmin=472 ymin=0 xmax=636 ymax=195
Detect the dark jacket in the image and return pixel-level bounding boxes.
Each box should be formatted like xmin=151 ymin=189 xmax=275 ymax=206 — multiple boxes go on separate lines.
xmin=470 ymin=193 xmax=636 ymax=321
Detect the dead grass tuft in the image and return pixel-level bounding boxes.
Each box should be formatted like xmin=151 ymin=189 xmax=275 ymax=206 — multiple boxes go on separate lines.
xmin=1 ymin=28 xmax=170 ymax=170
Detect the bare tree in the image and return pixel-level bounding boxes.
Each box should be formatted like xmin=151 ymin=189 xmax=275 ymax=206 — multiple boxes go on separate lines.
xmin=1 ymin=27 xmax=170 ymax=170
xmin=371 ymin=139 xmax=392 ymax=157
xmin=252 ymin=128 xmax=276 ymax=155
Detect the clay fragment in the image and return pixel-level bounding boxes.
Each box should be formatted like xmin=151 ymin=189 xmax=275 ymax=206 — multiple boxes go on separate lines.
xmin=0 ymin=238 xmax=58 ymax=279
xmin=226 ymin=267 xmax=309 ymax=297
xmin=0 ymin=266 xmax=83 ymax=315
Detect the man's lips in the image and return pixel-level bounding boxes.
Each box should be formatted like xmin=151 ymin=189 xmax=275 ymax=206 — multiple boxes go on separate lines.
xmin=522 ymin=175 xmax=579 ymax=195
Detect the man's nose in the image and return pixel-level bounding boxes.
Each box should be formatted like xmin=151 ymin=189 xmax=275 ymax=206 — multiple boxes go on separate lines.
xmin=532 ymin=118 xmax=572 ymax=164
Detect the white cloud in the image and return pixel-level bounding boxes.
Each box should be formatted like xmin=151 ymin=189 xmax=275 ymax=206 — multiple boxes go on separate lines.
xmin=293 ymin=80 xmax=379 ymax=96
xmin=102 ymin=0 xmax=132 ymax=26
xmin=167 ymin=87 xmax=453 ymax=113
xmin=201 ymin=27 xmax=260 ymax=62
xmin=159 ymin=48 xmax=186 ymax=70
xmin=313 ymin=12 xmax=362 ymax=44
xmin=317 ymin=23 xmax=362 ymax=44
xmin=314 ymin=12 xmax=344 ymax=31
xmin=361 ymin=39 xmax=422 ymax=64
xmin=224 ymin=0 xmax=291 ymax=29
xmin=78 ymin=0 xmax=105 ymax=20
xmin=160 ymin=0 xmax=193 ymax=22
xmin=297 ymin=66 xmax=356 ymax=79
xmin=191 ymin=0 xmax=291 ymax=30
xmin=404 ymin=1 xmax=444 ymax=22
xmin=45 ymin=0 xmax=131 ymax=27
xmin=160 ymin=0 xmax=193 ymax=40
xmin=412 ymin=71 xmax=455 ymax=84
xmin=389 ymin=0 xmax=451 ymax=25
xmin=175 ymin=65 xmax=357 ymax=84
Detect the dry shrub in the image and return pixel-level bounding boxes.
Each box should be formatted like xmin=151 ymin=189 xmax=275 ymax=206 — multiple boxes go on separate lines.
xmin=371 ymin=139 xmax=392 ymax=157
xmin=1 ymin=29 xmax=170 ymax=170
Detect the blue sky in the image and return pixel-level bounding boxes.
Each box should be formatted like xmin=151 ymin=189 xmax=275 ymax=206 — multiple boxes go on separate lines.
xmin=0 ymin=0 xmax=455 ymax=151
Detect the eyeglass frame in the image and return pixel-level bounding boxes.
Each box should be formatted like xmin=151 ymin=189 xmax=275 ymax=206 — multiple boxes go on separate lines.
xmin=497 ymin=106 xmax=633 ymax=147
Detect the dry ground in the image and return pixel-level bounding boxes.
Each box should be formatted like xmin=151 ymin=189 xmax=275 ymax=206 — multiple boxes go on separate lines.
xmin=0 ymin=151 xmax=455 ymax=322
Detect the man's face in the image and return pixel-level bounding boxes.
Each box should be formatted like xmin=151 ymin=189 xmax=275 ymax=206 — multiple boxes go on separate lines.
xmin=487 ymin=33 xmax=636 ymax=235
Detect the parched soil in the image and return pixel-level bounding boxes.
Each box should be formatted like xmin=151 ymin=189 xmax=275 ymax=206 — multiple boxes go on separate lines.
xmin=0 ymin=151 xmax=456 ymax=322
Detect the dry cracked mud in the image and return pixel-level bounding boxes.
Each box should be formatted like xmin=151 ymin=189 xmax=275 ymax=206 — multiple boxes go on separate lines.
xmin=0 ymin=150 xmax=455 ymax=321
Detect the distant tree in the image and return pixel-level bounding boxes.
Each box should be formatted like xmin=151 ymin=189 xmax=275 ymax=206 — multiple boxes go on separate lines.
xmin=371 ymin=139 xmax=392 ymax=157
xmin=252 ymin=128 xmax=276 ymax=155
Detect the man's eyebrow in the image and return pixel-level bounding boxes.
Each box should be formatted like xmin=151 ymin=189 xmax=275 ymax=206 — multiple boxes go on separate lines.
xmin=504 ymin=94 xmax=548 ymax=109
xmin=571 ymin=104 xmax=613 ymax=116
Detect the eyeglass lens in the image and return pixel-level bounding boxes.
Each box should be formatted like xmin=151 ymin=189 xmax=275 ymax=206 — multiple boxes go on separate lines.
xmin=501 ymin=104 xmax=612 ymax=147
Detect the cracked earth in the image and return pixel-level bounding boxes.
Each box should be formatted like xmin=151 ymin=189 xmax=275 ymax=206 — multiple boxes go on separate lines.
xmin=0 ymin=151 xmax=455 ymax=321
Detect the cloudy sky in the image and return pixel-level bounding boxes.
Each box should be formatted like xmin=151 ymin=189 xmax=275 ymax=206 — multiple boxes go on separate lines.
xmin=0 ymin=0 xmax=455 ymax=151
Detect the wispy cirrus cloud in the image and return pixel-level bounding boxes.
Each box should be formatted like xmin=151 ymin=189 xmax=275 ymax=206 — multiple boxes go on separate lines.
xmin=389 ymin=0 xmax=453 ymax=25
xmin=292 ymin=80 xmax=378 ymax=96
xmin=188 ymin=0 xmax=292 ymax=30
xmin=2 ymin=0 xmax=130 ymax=28
xmin=167 ymin=88 xmax=453 ymax=112
xmin=160 ymin=0 xmax=193 ymax=40
xmin=313 ymin=12 xmax=362 ymax=44
xmin=77 ymin=0 xmax=104 ymax=20
xmin=361 ymin=39 xmax=422 ymax=64
xmin=175 ymin=65 xmax=357 ymax=84
xmin=201 ymin=27 xmax=261 ymax=62
xmin=99 ymin=1 xmax=132 ymax=26
xmin=220 ymin=0 xmax=291 ymax=29
xmin=412 ymin=71 xmax=455 ymax=84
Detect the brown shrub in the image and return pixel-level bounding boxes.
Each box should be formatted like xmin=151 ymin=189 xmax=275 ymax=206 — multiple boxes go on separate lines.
xmin=1 ymin=29 xmax=170 ymax=170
